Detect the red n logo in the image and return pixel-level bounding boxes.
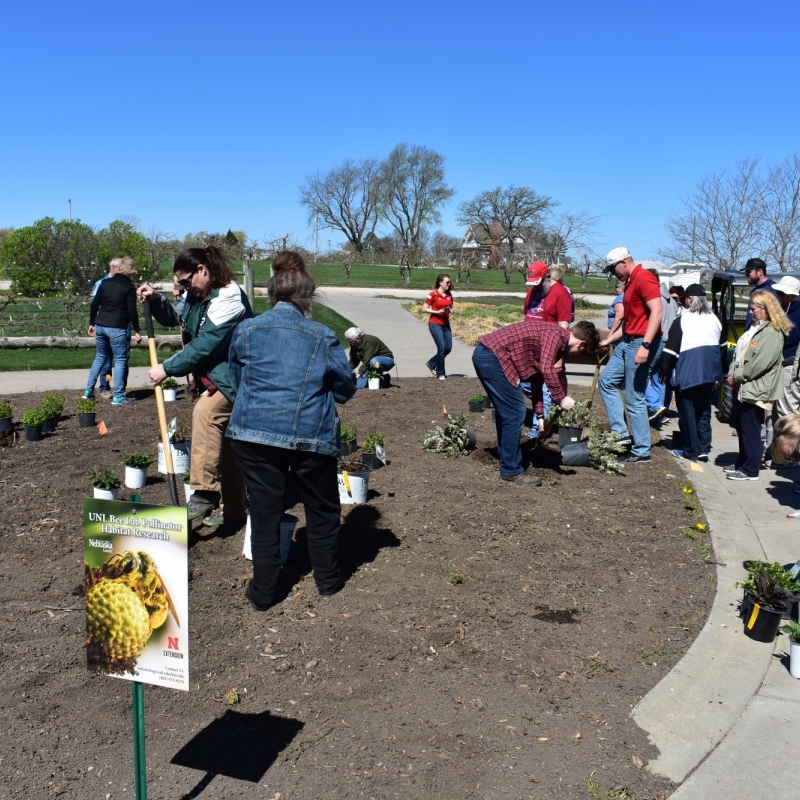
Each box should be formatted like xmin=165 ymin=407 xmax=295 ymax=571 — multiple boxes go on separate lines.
xmin=167 ymin=637 xmax=179 ymax=650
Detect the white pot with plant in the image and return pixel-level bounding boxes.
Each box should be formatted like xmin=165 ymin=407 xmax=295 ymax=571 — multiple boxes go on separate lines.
xmin=781 ymin=619 xmax=800 ymax=678
xmin=122 ymin=452 xmax=155 ymax=489
xmin=90 ymin=467 xmax=121 ymax=500
xmin=366 ymin=369 xmax=382 ymax=390
xmin=182 ymin=469 xmax=193 ymax=503
xmin=162 ymin=378 xmax=178 ymax=401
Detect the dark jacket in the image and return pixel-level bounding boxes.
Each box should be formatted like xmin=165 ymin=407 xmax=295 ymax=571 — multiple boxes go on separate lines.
xmin=90 ymin=273 xmax=140 ymax=332
xmin=348 ymin=334 xmax=393 ymax=374
xmin=148 ymin=281 xmax=252 ymax=402
xmin=657 ymin=311 xmax=723 ymax=390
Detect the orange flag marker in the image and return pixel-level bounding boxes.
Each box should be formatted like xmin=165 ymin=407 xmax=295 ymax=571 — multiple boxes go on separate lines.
xmin=97 ymin=421 xmax=108 ymax=435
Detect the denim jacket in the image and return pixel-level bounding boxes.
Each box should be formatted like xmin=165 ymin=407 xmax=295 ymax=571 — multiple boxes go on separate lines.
xmin=226 ymin=302 xmax=357 ymax=456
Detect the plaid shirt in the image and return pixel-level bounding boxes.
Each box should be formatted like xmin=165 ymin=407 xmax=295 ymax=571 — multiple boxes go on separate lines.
xmin=479 ymin=319 xmax=570 ymax=409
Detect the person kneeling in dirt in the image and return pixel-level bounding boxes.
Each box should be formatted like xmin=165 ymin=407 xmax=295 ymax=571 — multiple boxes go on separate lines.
xmin=344 ymin=327 xmax=395 ymax=388
xmin=472 ymin=319 xmax=600 ymax=485
xmin=137 ymin=246 xmax=253 ymax=527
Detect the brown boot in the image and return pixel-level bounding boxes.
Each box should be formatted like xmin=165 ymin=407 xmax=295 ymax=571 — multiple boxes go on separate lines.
xmin=500 ymin=472 xmax=542 ymax=486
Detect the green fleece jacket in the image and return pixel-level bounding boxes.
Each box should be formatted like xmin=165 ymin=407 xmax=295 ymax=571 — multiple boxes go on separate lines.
xmin=149 ymin=282 xmax=253 ymax=402
xmin=729 ymin=321 xmax=785 ymax=404
xmin=348 ymin=334 xmax=393 ymax=374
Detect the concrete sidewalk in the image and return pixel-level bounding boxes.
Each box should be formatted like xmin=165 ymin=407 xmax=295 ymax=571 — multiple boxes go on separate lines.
xmin=631 ymin=413 xmax=800 ymax=797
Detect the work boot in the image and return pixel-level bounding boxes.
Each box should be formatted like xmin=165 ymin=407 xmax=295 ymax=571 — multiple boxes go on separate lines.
xmin=500 ymin=472 xmax=542 ymax=486
xmin=186 ymin=492 xmax=219 ymax=521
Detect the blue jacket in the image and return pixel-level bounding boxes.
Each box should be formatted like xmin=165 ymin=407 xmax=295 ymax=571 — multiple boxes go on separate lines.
xmin=658 ymin=311 xmax=723 ymax=390
xmin=226 ymin=302 xmax=357 ymax=457
xmin=783 ymin=297 xmax=800 ymax=361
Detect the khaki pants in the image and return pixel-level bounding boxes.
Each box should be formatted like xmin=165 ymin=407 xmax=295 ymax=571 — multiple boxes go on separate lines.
xmin=190 ymin=391 xmax=247 ymax=520
xmin=766 ymin=364 xmax=800 ymax=452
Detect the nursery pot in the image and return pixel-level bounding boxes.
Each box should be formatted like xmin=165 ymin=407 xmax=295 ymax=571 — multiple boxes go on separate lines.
xmin=465 ymin=428 xmax=477 ymax=448
xmin=93 ymin=486 xmax=119 ymax=500
xmin=163 ymin=388 xmax=178 ymax=402
xmin=78 ymin=412 xmax=96 ymax=428
xmin=482 ymin=396 xmax=492 ymax=410
xmin=183 ymin=482 xmax=194 ymax=504
xmin=739 ymin=592 xmax=754 ymax=621
xmin=561 ymin=441 xmax=592 ymax=467
xmin=743 ymin=602 xmax=784 ymax=643
xmin=24 ymin=424 xmax=43 ymax=442
xmin=360 ymin=452 xmax=384 ymax=470
xmin=368 ymin=378 xmax=381 ymax=390
xmin=340 ymin=438 xmax=358 ymax=457
xmin=41 ymin=417 xmax=57 ymax=434
xmin=468 ymin=401 xmax=484 ymax=413
xmin=157 ymin=441 xmax=191 ymax=474
xmin=125 ymin=465 xmax=148 ymax=489
xmin=242 ymin=510 xmax=297 ymax=564
xmin=790 ymin=640 xmax=800 ymax=680
xmin=0 ymin=417 xmax=12 ymax=431
xmin=557 ymin=426 xmax=583 ymax=448
xmin=338 ymin=460 xmax=371 ymax=504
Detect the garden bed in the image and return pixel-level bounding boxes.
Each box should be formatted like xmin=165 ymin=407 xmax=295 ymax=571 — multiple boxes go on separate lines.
xmin=0 ymin=380 xmax=714 ymax=799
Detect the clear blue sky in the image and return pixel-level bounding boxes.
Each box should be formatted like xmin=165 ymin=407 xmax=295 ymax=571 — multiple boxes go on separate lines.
xmin=2 ymin=0 xmax=798 ymax=261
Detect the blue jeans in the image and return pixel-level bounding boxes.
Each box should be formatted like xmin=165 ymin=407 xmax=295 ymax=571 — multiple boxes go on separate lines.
xmin=356 ymin=355 xmax=395 ymax=388
xmin=426 ymin=323 xmax=452 ymax=377
xmin=645 ymin=340 xmax=666 ymax=419
xmin=86 ymin=325 xmax=131 ymax=399
xmin=598 ymin=336 xmax=661 ymax=457
xmin=472 ymin=344 xmax=526 ymax=477
xmin=521 ymin=380 xmax=553 ymax=434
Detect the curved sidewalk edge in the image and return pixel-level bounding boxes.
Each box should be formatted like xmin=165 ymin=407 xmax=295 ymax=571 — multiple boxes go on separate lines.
xmin=632 ymin=421 xmax=800 ymax=794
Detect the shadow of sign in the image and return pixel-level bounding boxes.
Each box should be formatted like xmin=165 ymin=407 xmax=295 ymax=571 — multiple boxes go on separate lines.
xmin=171 ymin=709 xmax=303 ymax=788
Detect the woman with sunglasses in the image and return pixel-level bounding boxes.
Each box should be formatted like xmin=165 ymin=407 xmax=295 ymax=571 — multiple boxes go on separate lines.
xmin=137 ymin=246 xmax=253 ymax=525
xmin=423 ymin=273 xmax=454 ymax=380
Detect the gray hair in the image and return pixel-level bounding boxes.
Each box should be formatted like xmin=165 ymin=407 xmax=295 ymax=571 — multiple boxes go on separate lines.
xmin=344 ymin=327 xmax=364 ymax=342
xmin=688 ymin=296 xmax=712 ymax=315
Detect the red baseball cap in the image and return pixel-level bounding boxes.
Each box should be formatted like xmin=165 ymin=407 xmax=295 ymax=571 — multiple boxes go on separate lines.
xmin=525 ymin=262 xmax=549 ymax=286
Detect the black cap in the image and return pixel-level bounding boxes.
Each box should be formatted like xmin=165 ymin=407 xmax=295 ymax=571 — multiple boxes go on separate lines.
xmin=683 ymin=283 xmax=706 ymax=297
xmin=744 ymin=257 xmax=767 ymax=274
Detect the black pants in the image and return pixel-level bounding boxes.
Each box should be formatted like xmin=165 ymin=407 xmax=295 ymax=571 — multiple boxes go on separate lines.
xmin=675 ymin=383 xmax=713 ymax=460
xmin=231 ymin=439 xmax=342 ymax=606
xmin=733 ymin=397 xmax=764 ymax=478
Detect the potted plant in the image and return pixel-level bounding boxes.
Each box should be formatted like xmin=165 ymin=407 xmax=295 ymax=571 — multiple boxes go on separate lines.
xmin=468 ymin=394 xmax=485 ymax=413
xmin=182 ymin=469 xmax=193 ymax=503
xmin=21 ymin=407 xmax=47 ymax=442
xmin=337 ymin=459 xmax=372 ymax=504
xmin=0 ymin=401 xmax=12 ymax=431
xmin=41 ymin=393 xmax=65 ymax=433
xmin=77 ymin=397 xmax=97 ymax=428
xmin=781 ymin=619 xmax=800 ymax=679
xmin=737 ymin=561 xmax=800 ymax=621
xmin=122 ymin=452 xmax=155 ymax=489
xmin=162 ymin=377 xmax=179 ymax=402
xmin=340 ymin=423 xmax=358 ymax=456
xmin=423 ymin=413 xmax=475 ymax=458
xmin=549 ymin=400 xmax=597 ymax=448
xmin=90 ymin=467 xmax=122 ymax=500
xmin=561 ymin=431 xmax=628 ymax=474
xmin=361 ymin=432 xmax=387 ymax=470
xmin=366 ymin=369 xmax=382 ymax=390
xmin=482 ymin=395 xmax=492 ymax=410
xmin=157 ymin=412 xmax=192 ymax=474
xmin=743 ymin=572 xmax=800 ymax=643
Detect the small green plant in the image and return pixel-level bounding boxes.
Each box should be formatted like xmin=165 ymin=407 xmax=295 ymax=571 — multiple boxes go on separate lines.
xmin=182 ymin=468 xmax=191 ymax=483
xmin=77 ymin=397 xmax=97 ymax=414
xmin=365 ymin=369 xmax=383 ymax=380
xmin=422 ymin=413 xmax=472 ymax=458
xmin=780 ymin=619 xmax=800 ymax=643
xmin=89 ymin=467 xmax=122 ymax=489
xmin=736 ymin=561 xmax=800 ymax=595
xmin=0 ymin=401 xmax=12 ymax=419
xmin=548 ymin=399 xmax=597 ymax=429
xmin=122 ymin=452 xmax=155 ymax=468
xmin=162 ymin=377 xmax=178 ymax=389
xmin=362 ymin=433 xmax=386 ymax=454
xmin=747 ymin=571 xmax=800 ymax=612
xmin=641 ymin=647 xmax=667 ymax=660
xmin=587 ymin=431 xmax=628 ymax=474
xmin=21 ymin=408 xmax=47 ymax=427
xmin=448 ymin=572 xmax=466 ymax=585
xmin=42 ymin=393 xmax=66 ymax=418
xmin=340 ymin=423 xmax=357 ymax=442
xmin=468 ymin=394 xmax=485 ymax=404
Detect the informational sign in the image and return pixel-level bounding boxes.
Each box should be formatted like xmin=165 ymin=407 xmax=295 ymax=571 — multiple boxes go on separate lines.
xmin=83 ymin=499 xmax=189 ymax=691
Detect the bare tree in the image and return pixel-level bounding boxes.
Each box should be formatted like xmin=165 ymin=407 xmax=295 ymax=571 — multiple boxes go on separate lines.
xmin=457 ymin=185 xmax=556 ymax=283
xmin=379 ymin=144 xmax=454 ymax=264
xmin=429 ymin=229 xmax=460 ymax=266
xmin=299 ymin=158 xmax=382 ymax=262
xmin=759 ymin=155 xmax=800 ymax=272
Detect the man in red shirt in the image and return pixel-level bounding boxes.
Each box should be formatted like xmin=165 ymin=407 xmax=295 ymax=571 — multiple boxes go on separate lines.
xmin=472 ymin=319 xmax=600 ymax=484
xmin=598 ymin=247 xmax=663 ymax=463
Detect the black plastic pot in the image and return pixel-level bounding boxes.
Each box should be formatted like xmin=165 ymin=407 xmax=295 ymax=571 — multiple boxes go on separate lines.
xmin=743 ymin=602 xmax=784 ymax=643
xmin=468 ymin=401 xmax=484 ymax=412
xmin=340 ymin=439 xmax=358 ymax=456
xmin=557 ymin=426 xmax=583 ymax=448
xmin=561 ymin=441 xmax=591 ymax=467
xmin=0 ymin=417 xmax=11 ymax=431
xmin=360 ymin=452 xmax=384 ymax=470
xmin=482 ymin=396 xmax=492 ymax=410
xmin=465 ymin=428 xmax=477 ymax=449
xmin=24 ymin=424 xmax=43 ymax=442
xmin=41 ymin=417 xmax=57 ymax=434
xmin=78 ymin=413 xmax=96 ymax=428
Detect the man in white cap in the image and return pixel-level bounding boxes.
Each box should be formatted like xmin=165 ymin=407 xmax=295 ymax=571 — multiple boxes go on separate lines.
xmin=598 ymin=247 xmax=663 ymax=463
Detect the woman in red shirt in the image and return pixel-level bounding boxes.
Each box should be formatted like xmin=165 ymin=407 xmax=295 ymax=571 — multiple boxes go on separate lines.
xmin=423 ymin=274 xmax=454 ymax=380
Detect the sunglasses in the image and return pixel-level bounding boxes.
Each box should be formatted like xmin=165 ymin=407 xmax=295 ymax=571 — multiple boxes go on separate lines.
xmin=175 ymin=268 xmax=197 ymax=288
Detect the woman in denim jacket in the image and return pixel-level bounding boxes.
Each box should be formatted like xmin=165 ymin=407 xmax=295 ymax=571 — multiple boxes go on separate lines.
xmin=227 ymin=251 xmax=357 ymax=610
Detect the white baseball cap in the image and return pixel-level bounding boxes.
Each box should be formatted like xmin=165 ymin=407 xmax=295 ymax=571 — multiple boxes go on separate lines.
xmin=604 ymin=247 xmax=632 ymax=273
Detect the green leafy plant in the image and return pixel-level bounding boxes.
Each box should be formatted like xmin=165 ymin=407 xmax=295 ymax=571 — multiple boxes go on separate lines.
xmin=21 ymin=408 xmax=47 ymax=427
xmin=365 ymin=369 xmax=383 ymax=380
xmin=182 ymin=468 xmax=191 ymax=483
xmin=0 ymin=401 xmax=12 ymax=419
xmin=340 ymin=423 xmax=357 ymax=442
xmin=423 ymin=413 xmax=472 ymax=458
xmin=362 ymin=433 xmax=386 ymax=454
xmin=89 ymin=467 xmax=122 ymax=489
xmin=122 ymin=452 xmax=155 ymax=468
xmin=587 ymin=431 xmax=628 ymax=474
xmin=748 ymin=571 xmax=800 ymax=612
xmin=468 ymin=394 xmax=485 ymax=404
xmin=780 ymin=619 xmax=800 ymax=643
xmin=736 ymin=561 xmax=800 ymax=595
xmin=77 ymin=397 xmax=97 ymax=414
xmin=42 ymin=393 xmax=65 ymax=418
xmin=162 ymin=377 xmax=178 ymax=389
xmin=548 ymin=399 xmax=597 ymax=429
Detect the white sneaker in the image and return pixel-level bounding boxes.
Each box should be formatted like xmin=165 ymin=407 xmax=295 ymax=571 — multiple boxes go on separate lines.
xmin=438 ymin=375 xmax=446 ymax=381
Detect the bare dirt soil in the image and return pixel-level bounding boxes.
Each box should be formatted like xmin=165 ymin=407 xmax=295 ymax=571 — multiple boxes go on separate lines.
xmin=0 ymin=379 xmax=715 ymax=799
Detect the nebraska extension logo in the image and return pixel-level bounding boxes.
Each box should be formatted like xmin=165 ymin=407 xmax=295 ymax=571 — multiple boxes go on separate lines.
xmin=164 ymin=637 xmax=184 ymax=659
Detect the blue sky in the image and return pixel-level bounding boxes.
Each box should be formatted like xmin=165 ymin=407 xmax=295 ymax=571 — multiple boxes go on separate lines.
xmin=2 ymin=1 xmax=798 ymax=261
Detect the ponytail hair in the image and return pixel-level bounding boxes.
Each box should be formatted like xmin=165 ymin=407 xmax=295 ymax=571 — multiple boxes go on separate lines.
xmin=174 ymin=246 xmax=235 ymax=289
xmin=268 ymin=250 xmax=317 ymax=314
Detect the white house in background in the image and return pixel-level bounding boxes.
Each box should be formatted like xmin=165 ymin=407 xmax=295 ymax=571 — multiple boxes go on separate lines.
xmin=656 ymin=261 xmax=710 ymax=287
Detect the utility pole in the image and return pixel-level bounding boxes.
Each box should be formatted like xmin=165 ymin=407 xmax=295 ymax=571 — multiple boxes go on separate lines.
xmin=68 ymin=199 xmax=72 ymax=222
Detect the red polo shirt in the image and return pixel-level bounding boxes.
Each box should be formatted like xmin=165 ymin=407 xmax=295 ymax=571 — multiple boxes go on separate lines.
xmin=425 ymin=290 xmax=453 ymax=326
xmin=623 ymin=265 xmax=661 ymax=337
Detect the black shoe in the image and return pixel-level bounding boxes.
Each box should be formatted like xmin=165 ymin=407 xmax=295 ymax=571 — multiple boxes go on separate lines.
xmin=319 ymin=579 xmax=345 ymax=599
xmin=618 ymin=453 xmax=651 ymax=464
xmin=612 ymin=434 xmax=632 ymax=447
xmin=244 ymin=581 xmax=271 ymax=612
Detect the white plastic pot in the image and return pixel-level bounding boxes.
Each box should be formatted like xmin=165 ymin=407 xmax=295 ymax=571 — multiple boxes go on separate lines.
xmin=368 ymin=378 xmax=381 ymax=390
xmin=243 ymin=511 xmax=298 ymax=564
xmin=163 ymin=388 xmax=177 ymax=402
xmin=790 ymin=640 xmax=800 ymax=679
xmin=157 ymin=441 xmax=191 ymax=474
xmin=124 ymin=465 xmax=148 ymax=489
xmin=337 ymin=465 xmax=370 ymax=504
xmin=93 ymin=486 xmax=119 ymax=500
xmin=183 ymin=482 xmax=194 ymax=503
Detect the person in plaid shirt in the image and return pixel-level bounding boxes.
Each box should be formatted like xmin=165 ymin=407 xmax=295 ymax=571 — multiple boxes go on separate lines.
xmin=472 ymin=319 xmax=600 ymax=484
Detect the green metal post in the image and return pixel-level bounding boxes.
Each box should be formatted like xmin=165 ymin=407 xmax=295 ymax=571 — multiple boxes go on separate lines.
xmin=132 ymin=681 xmax=147 ymax=800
